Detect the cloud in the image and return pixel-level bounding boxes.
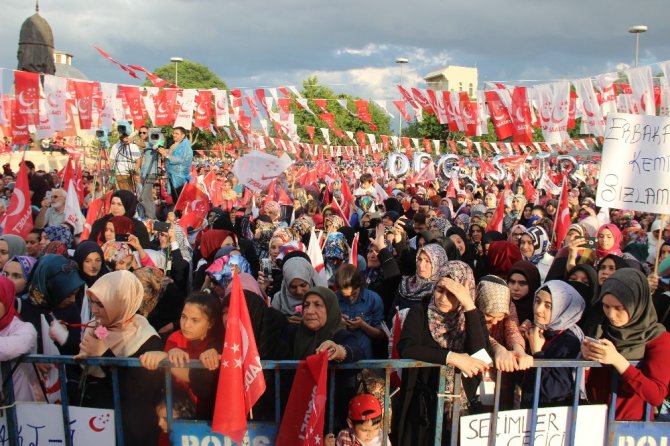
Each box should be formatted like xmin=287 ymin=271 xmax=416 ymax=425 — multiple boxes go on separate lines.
xmin=335 ymin=44 xmax=389 ymax=57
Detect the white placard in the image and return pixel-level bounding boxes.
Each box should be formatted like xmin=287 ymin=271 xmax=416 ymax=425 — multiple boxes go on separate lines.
xmin=595 ymin=112 xmax=670 ymax=214
xmin=460 ymin=404 xmax=607 ymax=446
xmin=0 ymin=403 xmax=115 ymax=445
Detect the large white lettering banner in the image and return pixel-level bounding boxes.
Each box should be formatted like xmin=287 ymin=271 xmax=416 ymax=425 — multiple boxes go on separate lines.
xmin=460 ymin=404 xmax=607 ymax=446
xmin=596 ymin=113 xmax=670 ymax=214
xmin=0 ymin=403 xmax=115 ymax=445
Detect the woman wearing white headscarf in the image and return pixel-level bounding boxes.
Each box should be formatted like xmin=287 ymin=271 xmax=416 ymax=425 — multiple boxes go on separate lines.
xmin=521 ymin=280 xmax=585 ymax=408
xmin=77 ymin=270 xmax=163 ymax=446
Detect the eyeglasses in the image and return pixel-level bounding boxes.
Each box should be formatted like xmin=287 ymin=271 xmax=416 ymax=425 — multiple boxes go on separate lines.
xmin=139 ymin=131 xmax=147 ymax=135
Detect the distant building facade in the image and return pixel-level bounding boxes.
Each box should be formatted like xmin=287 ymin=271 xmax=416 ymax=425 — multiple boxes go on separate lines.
xmin=424 ymin=65 xmax=478 ymax=99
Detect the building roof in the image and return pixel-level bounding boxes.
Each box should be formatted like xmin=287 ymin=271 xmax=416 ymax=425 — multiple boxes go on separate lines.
xmin=19 ymin=12 xmax=54 ymax=48
xmin=424 ymin=65 xmax=478 ymax=80
xmin=55 ymin=63 xmax=88 ymax=80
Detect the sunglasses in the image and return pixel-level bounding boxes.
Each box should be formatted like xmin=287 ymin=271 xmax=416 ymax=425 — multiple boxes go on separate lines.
xmin=139 ymin=131 xmax=148 ymax=135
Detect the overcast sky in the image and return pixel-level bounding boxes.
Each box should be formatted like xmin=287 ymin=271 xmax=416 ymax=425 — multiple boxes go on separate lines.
xmin=1 ymin=0 xmax=668 ymax=100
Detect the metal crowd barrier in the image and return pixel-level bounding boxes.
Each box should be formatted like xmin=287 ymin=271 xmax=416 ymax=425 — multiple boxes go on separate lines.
xmin=1 ymin=356 xmax=667 ymax=446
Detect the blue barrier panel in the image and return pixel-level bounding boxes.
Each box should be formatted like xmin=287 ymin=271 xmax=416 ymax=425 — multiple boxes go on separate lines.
xmin=170 ymin=420 xmax=277 ymax=445
xmin=608 ymin=423 xmax=670 ymax=446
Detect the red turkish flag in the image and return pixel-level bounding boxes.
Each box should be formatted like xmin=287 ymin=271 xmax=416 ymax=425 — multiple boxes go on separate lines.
xmin=485 ymin=90 xmax=514 ymax=140
xmin=355 ymin=99 xmax=372 ymax=123
xmin=276 ymin=351 xmax=328 ymax=446
xmin=313 ymin=99 xmax=327 ymax=113
xmin=486 ymin=187 xmax=507 ymax=233
xmin=174 ymin=183 xmax=210 ymax=232
xmin=72 ymin=81 xmax=95 ymax=130
xmin=14 ymin=71 xmax=40 ymax=126
xmin=392 ymin=100 xmax=412 ymax=121
xmin=194 ymin=90 xmax=213 ymax=130
xmin=11 ymin=103 xmax=31 ymax=145
xmin=511 ymin=87 xmax=533 ymax=144
xmin=211 ymin=273 xmax=266 ymax=444
xmin=154 ymin=89 xmax=178 ymax=126
xmin=2 ymin=161 xmax=33 ymax=238
xmin=318 ymin=113 xmax=335 ymax=130
xmin=552 ymin=177 xmax=571 ymax=249
xmin=117 ymin=85 xmax=145 ymax=128
xmin=127 ymin=65 xmax=175 ymax=88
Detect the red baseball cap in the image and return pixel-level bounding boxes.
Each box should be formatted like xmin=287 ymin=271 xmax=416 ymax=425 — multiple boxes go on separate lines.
xmin=348 ymin=394 xmax=382 ymax=421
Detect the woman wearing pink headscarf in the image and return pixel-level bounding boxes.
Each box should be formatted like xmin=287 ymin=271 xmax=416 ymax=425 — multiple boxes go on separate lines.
xmin=596 ymin=223 xmax=623 ymax=262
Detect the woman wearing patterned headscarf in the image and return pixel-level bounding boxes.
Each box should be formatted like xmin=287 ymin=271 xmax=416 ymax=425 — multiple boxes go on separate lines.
xmin=324 ymin=214 xmax=345 ymax=234
xmin=323 ymin=232 xmax=349 ymax=287
xmin=521 ymin=280 xmax=585 ymax=408
xmin=395 ymin=260 xmax=489 ymax=443
xmin=582 ymin=269 xmax=670 ymax=421
xmin=390 ymin=244 xmax=448 ymax=316
xmin=518 ymin=226 xmax=553 ymax=281
xmin=3 ymin=255 xmax=36 ymax=300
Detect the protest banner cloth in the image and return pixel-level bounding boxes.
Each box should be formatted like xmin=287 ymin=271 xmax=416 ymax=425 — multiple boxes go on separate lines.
xmin=596 ymin=113 xmax=670 ymax=214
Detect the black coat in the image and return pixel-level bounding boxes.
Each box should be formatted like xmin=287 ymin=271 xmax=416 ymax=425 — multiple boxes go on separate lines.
xmin=81 ymin=335 xmax=164 ymax=446
xmin=394 ymin=304 xmax=488 ymax=446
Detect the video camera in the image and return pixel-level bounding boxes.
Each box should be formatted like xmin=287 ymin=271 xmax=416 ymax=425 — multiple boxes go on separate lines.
xmin=96 ymin=127 xmax=110 ymax=148
xmin=116 ymin=120 xmax=131 ymax=137
xmin=148 ymin=127 xmax=167 ymax=145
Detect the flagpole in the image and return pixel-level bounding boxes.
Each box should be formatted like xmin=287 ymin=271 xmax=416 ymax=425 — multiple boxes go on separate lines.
xmin=655 ymin=215 xmax=668 ymax=274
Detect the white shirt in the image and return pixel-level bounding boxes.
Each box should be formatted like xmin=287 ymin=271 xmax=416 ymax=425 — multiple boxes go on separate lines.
xmin=110 ymin=142 xmax=141 ymax=175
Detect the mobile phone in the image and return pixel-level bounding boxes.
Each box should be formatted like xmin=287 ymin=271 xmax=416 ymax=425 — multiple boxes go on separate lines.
xmin=115 ymin=234 xmax=129 ymax=242
xmin=584 ymin=336 xmax=601 ymax=344
xmin=153 ymin=220 xmax=171 ymax=232
xmin=584 ymin=237 xmax=597 ymax=249
xmin=45 ymin=191 xmax=52 ymax=201
xmin=260 ymin=258 xmax=273 ymax=277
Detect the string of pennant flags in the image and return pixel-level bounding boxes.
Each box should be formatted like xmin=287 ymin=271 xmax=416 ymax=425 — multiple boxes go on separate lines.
xmin=1 ymin=54 xmax=668 ymax=160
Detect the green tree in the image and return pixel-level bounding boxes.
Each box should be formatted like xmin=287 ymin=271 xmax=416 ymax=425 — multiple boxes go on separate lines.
xmin=288 ymin=76 xmax=392 ymax=146
xmin=140 ymin=60 xmax=230 ymax=153
xmin=146 ymin=60 xmax=228 ymax=90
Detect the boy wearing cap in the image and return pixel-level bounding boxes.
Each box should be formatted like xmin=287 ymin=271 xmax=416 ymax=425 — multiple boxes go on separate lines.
xmin=327 ymin=393 xmax=387 ymax=446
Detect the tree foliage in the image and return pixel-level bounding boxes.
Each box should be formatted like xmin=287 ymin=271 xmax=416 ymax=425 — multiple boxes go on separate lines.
xmin=289 ymin=75 xmax=392 ymax=145
xmin=147 ymin=60 xmax=228 ymax=90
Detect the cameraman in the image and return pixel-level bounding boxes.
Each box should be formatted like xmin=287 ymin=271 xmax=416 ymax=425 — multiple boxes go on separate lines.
xmin=109 ymin=133 xmax=141 ymax=192
xmin=135 ymin=127 xmax=160 ymax=219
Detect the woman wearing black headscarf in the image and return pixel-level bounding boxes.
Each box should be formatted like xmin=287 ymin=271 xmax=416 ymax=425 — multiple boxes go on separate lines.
xmin=86 ymin=190 xmax=151 ymax=248
xmin=507 ymin=260 xmax=542 ymax=326
xmin=582 ymin=269 xmax=670 ymax=421
xmin=73 ymin=241 xmax=109 ymax=288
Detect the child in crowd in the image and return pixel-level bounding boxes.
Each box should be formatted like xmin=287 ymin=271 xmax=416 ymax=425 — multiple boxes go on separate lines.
xmin=140 ymin=292 xmax=221 ymax=418
xmin=326 ymin=393 xmax=388 ymax=446
xmin=154 ymin=389 xmax=196 ymax=446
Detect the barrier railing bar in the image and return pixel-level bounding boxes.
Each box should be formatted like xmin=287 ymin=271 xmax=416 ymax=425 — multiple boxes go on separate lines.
xmin=165 ymin=368 xmax=174 ymax=432
xmin=449 ymin=372 xmax=462 ymax=446
xmin=274 ymin=370 xmax=281 ymax=428
xmin=110 ymin=366 xmax=124 ymax=446
xmin=529 ymin=367 xmax=542 ymax=446
xmin=58 ymin=363 xmax=73 ymax=446
xmin=488 ymin=369 xmax=503 ymax=446
xmin=568 ymin=366 xmax=583 ymax=446
xmin=607 ymin=372 xmax=618 ymax=425
xmin=435 ymin=365 xmax=446 ymax=445
xmin=1 ymin=361 xmax=19 ymax=446
xmin=383 ymin=367 xmax=391 ymax=446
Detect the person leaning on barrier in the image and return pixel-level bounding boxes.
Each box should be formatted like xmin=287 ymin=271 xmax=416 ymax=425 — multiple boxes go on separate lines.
xmin=582 ymin=268 xmax=670 ymax=421
xmin=76 ymin=270 xmax=163 ymax=446
xmin=394 ymin=261 xmax=489 ymax=445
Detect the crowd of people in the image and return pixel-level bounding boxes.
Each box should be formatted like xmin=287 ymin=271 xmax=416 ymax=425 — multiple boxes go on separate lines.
xmin=1 ymin=137 xmax=670 ymax=446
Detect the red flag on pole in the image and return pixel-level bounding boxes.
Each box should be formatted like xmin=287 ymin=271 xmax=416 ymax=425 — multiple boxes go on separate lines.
xmin=174 ymin=183 xmax=210 ymax=232
xmin=486 ymin=188 xmax=507 ymax=233
xmin=552 ymin=177 xmax=571 ymax=250
xmin=13 ymin=71 xmax=40 ymax=126
xmin=93 ymin=46 xmax=140 ymax=79
xmin=2 ymin=161 xmax=33 ymax=238
xmin=211 ymin=273 xmax=266 ymax=444
xmin=276 ymin=351 xmax=328 ymax=446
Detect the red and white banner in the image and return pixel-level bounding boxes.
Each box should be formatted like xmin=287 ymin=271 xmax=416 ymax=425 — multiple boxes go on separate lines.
xmin=574 ymin=78 xmax=606 ymax=137
xmin=213 ymin=89 xmax=230 ymax=127
xmin=43 ymin=74 xmax=67 ymax=131
xmin=626 ymin=65 xmax=655 ymax=116
xmin=511 ymin=87 xmax=533 ymax=144
xmin=194 ymin=90 xmax=213 ymax=130
xmin=534 ymin=82 xmax=570 ymax=145
xmin=154 ymin=88 xmax=178 ymax=127
xmin=13 ymin=71 xmax=39 ymax=127
xmin=72 ymin=80 xmax=95 ymax=130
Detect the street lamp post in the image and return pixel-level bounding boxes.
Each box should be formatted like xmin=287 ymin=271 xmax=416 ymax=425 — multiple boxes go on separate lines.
xmin=395 ymin=57 xmax=409 ymax=138
xmin=170 ymin=57 xmax=184 ymax=87
xmin=628 ymin=25 xmax=648 ymax=67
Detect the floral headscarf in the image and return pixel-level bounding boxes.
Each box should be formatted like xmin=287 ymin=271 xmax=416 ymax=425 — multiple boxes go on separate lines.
xmin=43 ymin=225 xmax=73 ymax=248
xmin=429 ymin=217 xmax=451 ymax=236
xmin=324 ymin=232 xmax=349 ymax=261
xmin=5 ymin=255 xmax=37 ymax=284
xmin=291 ymin=217 xmax=313 ymax=239
xmin=324 ymin=214 xmax=344 ymax=233
xmin=41 ymin=241 xmax=69 ymax=257
xmin=271 ymin=228 xmax=294 ymax=246
xmin=101 ymin=241 xmax=134 ymax=269
xmin=398 ymin=244 xmax=448 ymax=303
xmin=276 ymin=241 xmax=306 ymax=264
xmin=206 ymin=253 xmax=252 ymax=289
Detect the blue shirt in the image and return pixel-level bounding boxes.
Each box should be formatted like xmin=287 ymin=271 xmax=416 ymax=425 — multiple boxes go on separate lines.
xmin=166 ymin=138 xmax=193 ymax=190
xmin=336 ymin=288 xmax=384 ymax=328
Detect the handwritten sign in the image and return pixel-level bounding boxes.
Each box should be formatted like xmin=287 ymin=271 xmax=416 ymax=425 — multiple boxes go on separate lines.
xmin=0 ymin=402 xmax=114 ymax=446
xmin=609 ymin=422 xmax=670 ymax=446
xmin=460 ymin=404 xmax=607 ymax=446
xmin=170 ymin=420 xmax=277 ymax=446
xmin=596 ymin=113 xmax=670 ymax=213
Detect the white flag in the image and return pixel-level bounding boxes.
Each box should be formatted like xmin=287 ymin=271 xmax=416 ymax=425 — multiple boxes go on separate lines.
xmin=98 ymin=82 xmax=116 ymax=130
xmin=64 ymin=180 xmax=85 ymax=234
xmin=43 ymin=74 xmax=67 ymax=131
xmin=626 ymin=65 xmax=656 ymax=116
xmin=174 ymin=89 xmax=197 ymax=130
xmin=534 ymin=82 xmax=570 ymax=145
xmin=573 ymin=78 xmax=606 ymax=136
xmin=658 ymin=60 xmax=670 ymax=117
